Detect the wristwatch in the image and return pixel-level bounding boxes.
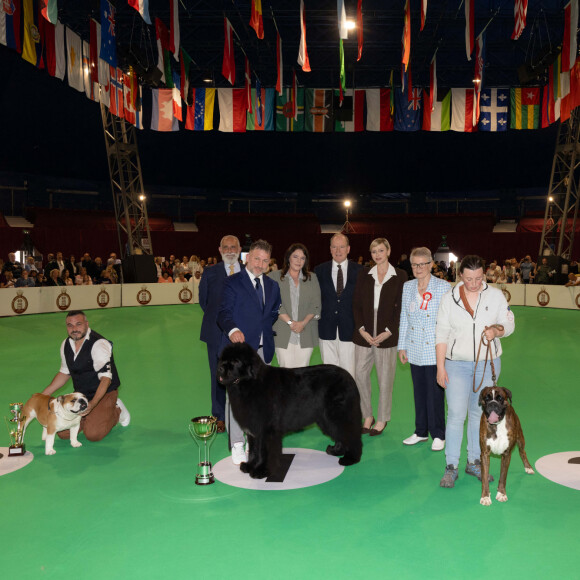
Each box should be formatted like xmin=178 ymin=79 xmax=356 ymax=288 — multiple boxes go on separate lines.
xmin=287 ymin=320 xmax=293 ymax=326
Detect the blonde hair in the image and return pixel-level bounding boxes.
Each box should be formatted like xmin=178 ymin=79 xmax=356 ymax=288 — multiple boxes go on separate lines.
xmin=370 ymin=238 xmax=391 ymax=252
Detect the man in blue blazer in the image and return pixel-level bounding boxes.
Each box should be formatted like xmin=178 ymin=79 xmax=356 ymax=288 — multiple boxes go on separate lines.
xmin=314 ymin=233 xmax=362 ymax=378
xmin=199 ymin=235 xmax=242 ymax=431
xmin=217 ymin=239 xmax=281 ymax=464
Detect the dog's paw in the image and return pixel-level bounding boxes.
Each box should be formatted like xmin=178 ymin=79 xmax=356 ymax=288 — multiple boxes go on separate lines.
xmin=338 ymin=455 xmax=359 ymax=466
xmin=480 ymin=496 xmax=492 ymax=506
xmin=525 ymin=467 xmax=535 ymax=474
xmin=45 ymin=449 xmax=56 ymax=456
xmin=496 ymin=491 xmax=508 ymax=502
xmin=326 ymin=444 xmax=340 ymax=457
xmin=71 ymin=441 xmax=83 ymax=448
xmin=249 ymin=467 xmax=269 ymax=480
xmin=239 ymin=462 xmax=250 ymax=474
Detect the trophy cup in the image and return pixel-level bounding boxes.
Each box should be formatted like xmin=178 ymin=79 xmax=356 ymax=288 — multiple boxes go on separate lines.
xmin=188 ymin=416 xmax=217 ymax=485
xmin=5 ymin=402 xmax=26 ymax=457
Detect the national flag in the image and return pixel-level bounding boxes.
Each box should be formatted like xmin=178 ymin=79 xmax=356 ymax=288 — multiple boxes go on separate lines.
xmin=429 ymin=51 xmax=437 ymax=112
xmin=66 ymin=27 xmax=83 ymax=92
xmin=172 ymin=69 xmax=182 ymax=121
xmin=549 ymin=54 xmax=562 ymax=101
xmin=83 ymin=40 xmax=99 ymax=101
xmin=22 ymin=0 xmax=44 ymax=68
xmin=89 ymin=19 xmax=99 ymax=89
xmin=292 ymin=69 xmax=298 ymax=119
xmin=402 ymin=0 xmax=411 ymax=72
xmin=100 ymin=0 xmax=116 ymax=67
xmin=451 ymin=88 xmax=477 ymax=132
xmin=98 ymin=58 xmax=110 ymax=107
xmin=109 ymin=65 xmax=124 ymax=118
xmin=155 ymin=18 xmax=173 ymax=88
xmin=246 ymin=87 xmax=275 ymax=131
xmin=465 ymin=0 xmax=474 ymax=61
xmin=423 ymin=89 xmax=450 ymax=131
xmin=222 ymin=17 xmax=235 ymax=85
xmin=561 ymin=60 xmax=580 ymax=122
xmin=180 ymin=47 xmax=192 ymax=105
xmin=185 ymin=88 xmax=215 ymax=131
xmin=542 ymin=85 xmax=560 ymax=128
xmin=123 ymin=70 xmax=138 ymax=125
xmin=474 ymin=33 xmax=485 ymax=122
xmin=365 ymin=88 xmax=394 ymax=132
xmin=338 ymin=0 xmax=348 ymax=39
xmin=562 ymin=0 xmax=578 ymax=72
xmin=134 ymin=85 xmax=143 ymax=130
xmin=389 ymin=70 xmax=395 ymax=115
xmin=276 ymin=32 xmax=283 ymax=95
xmin=421 ymin=0 xmax=427 ymax=31
xmin=151 ymin=88 xmax=179 ymax=131
xmin=511 ymin=0 xmax=527 ymax=40
xmin=40 ymin=0 xmax=57 ymax=24
xmin=42 ymin=17 xmax=64 ymax=79
xmin=357 ymin=0 xmax=363 ymax=61
xmin=275 ymin=87 xmax=305 ymax=132
xmin=169 ymin=0 xmax=179 ymax=61
xmin=218 ymin=88 xmax=247 ymax=132
xmin=510 ymin=87 xmax=540 ymax=129
xmin=395 ymin=87 xmax=422 ymax=131
xmin=339 ymin=39 xmax=345 ymax=103
xmin=0 ymin=0 xmax=22 ymax=53
xmin=298 ymin=0 xmax=311 ymax=72
xmin=334 ymin=89 xmax=364 ymax=132
xmin=244 ymin=56 xmax=252 ymax=113
xmin=250 ymin=0 xmax=264 ymax=40
xmin=478 ymin=88 xmax=509 ymax=132
xmin=304 ymin=89 xmax=333 ymax=132
xmin=128 ymin=0 xmax=151 ymax=26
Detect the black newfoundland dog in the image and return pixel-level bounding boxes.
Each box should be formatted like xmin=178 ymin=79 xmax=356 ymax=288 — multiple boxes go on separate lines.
xmin=217 ymin=343 xmax=363 ymax=479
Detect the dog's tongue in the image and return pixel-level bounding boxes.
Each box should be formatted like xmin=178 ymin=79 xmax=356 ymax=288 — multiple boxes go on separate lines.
xmin=488 ymin=411 xmax=500 ymax=424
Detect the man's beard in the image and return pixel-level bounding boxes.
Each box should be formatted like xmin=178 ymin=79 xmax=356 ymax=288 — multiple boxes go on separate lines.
xmin=222 ymin=253 xmax=240 ymax=266
xmin=70 ymin=331 xmax=87 ymax=342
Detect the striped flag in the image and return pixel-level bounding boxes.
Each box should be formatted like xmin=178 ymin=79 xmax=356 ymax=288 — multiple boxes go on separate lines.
xmin=244 ymin=57 xmax=252 ymax=113
xmin=465 ymin=0 xmax=474 ymax=61
xmin=185 ymin=88 xmax=215 ymax=131
xmin=304 ymin=89 xmax=333 ymax=132
xmin=155 ymin=18 xmax=172 ymax=87
xmin=250 ymin=0 xmax=264 ymax=40
xmin=365 ymin=89 xmax=394 ymax=132
xmin=22 ymin=0 xmax=44 ymax=68
xmin=451 ymin=88 xmax=477 ymax=132
xmin=127 ymin=0 xmax=150 ymax=25
xmin=275 ymin=87 xmax=304 ymax=132
xmin=511 ymin=0 xmax=527 ymax=40
xmin=276 ymin=32 xmax=283 ymax=95
xmin=542 ymin=85 xmax=560 ymax=128
xmin=246 ymin=87 xmax=275 ymax=131
xmin=357 ymin=0 xmax=363 ymax=61
xmin=562 ymin=0 xmax=578 ymax=73
xmin=222 ymin=18 xmax=235 ymax=85
xmin=218 ymin=88 xmax=247 ymax=132
xmin=334 ymin=89 xmax=364 ymax=132
xmin=402 ymin=0 xmax=411 ymax=72
xmin=43 ymin=17 xmax=65 ymax=79
xmin=0 ymin=0 xmax=22 ymax=53
xmin=169 ymin=0 xmax=179 ymax=61
xmin=510 ymin=87 xmax=540 ymax=129
xmin=421 ymin=0 xmax=427 ymax=31
xmin=423 ymin=89 xmax=450 ymax=132
xmin=297 ymin=0 xmax=311 ymax=72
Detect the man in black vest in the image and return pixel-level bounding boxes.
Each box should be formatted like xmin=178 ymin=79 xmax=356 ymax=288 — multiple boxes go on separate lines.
xmin=42 ymin=310 xmax=130 ymax=442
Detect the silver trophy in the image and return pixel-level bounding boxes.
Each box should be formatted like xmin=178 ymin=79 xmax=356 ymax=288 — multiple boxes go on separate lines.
xmin=6 ymin=402 xmax=26 ymax=457
xmin=189 ymin=416 xmax=218 ymax=485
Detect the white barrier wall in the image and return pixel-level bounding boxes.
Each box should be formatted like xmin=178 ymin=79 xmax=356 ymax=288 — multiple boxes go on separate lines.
xmin=122 ymin=282 xmax=196 ymax=307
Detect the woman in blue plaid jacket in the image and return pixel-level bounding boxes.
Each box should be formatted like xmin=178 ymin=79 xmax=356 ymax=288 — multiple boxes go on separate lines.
xmin=398 ymin=247 xmax=451 ymax=451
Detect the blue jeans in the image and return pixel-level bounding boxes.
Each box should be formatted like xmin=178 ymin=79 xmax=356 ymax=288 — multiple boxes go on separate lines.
xmin=444 ymin=358 xmax=501 ymax=467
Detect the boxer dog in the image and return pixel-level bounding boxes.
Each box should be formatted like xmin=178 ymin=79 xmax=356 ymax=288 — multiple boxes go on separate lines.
xmin=22 ymin=393 xmax=88 ymax=455
xmin=478 ymin=386 xmax=534 ymax=506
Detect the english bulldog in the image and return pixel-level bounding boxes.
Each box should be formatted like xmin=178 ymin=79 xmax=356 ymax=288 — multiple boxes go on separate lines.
xmin=22 ymin=393 xmax=88 ymax=455
xmin=478 ymin=386 xmax=534 ymax=506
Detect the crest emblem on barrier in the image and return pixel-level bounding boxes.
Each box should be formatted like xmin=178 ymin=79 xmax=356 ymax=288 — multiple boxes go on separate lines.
xmin=56 ymin=288 xmax=71 ymax=311
xmin=576 ymin=293 xmax=580 ymax=309
xmin=137 ymin=285 xmax=152 ymax=305
xmin=97 ymin=286 xmax=110 ymax=308
xmin=537 ymin=287 xmax=550 ymax=307
xmin=500 ymin=284 xmax=511 ymax=303
xmin=11 ymin=290 xmax=28 ymax=315
xmin=178 ymin=284 xmax=193 ymax=303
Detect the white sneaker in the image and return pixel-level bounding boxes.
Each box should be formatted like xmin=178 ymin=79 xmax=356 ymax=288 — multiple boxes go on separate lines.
xmin=431 ymin=438 xmax=445 ymax=451
xmin=403 ymin=433 xmax=428 ymax=445
xmin=231 ymin=442 xmax=246 ymax=465
xmin=116 ymin=398 xmax=131 ymax=427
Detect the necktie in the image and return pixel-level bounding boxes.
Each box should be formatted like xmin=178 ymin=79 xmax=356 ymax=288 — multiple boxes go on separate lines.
xmin=229 ymin=264 xmax=234 ymax=276
xmin=337 ymin=264 xmax=344 ymax=297
xmin=255 ymin=277 xmax=264 ymax=310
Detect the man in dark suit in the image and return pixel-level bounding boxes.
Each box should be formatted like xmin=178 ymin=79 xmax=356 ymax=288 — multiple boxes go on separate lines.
xmin=314 ymin=233 xmax=362 ymax=378
xmin=199 ymin=235 xmax=242 ymax=432
xmin=217 ymin=239 xmax=281 ymax=464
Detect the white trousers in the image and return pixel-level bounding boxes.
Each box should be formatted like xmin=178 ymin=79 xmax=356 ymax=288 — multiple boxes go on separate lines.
xmin=275 ymin=343 xmax=313 ymax=368
xmin=319 ymin=338 xmax=356 ymax=378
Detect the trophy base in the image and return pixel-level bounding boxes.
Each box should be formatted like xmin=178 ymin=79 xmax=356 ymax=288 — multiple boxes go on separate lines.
xmin=8 ymin=445 xmax=25 ymax=457
xmin=195 ymin=461 xmax=215 ymax=485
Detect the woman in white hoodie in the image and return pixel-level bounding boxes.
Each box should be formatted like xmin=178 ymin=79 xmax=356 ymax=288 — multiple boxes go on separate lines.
xmin=436 ymin=255 xmax=515 ymax=488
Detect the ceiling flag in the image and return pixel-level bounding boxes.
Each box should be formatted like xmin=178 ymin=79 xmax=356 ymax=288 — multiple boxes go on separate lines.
xmin=250 ymin=0 xmax=264 ymax=39
xmin=297 ymin=0 xmax=311 ymax=72
xmin=41 ymin=0 xmax=57 ymax=24
xmin=100 ymin=0 xmax=117 ymax=67
xmin=338 ymin=0 xmax=348 ymax=39
xmin=339 ymin=39 xmax=345 ymax=104
xmin=245 ymin=56 xmax=252 ymax=113
xmin=276 ymin=32 xmax=283 ymax=95
xmin=389 ymin=70 xmax=394 ymax=115
xmin=474 ymin=32 xmax=485 ymax=123
xmin=357 ymin=0 xmax=363 ymax=61
xmin=169 ymin=0 xmax=179 ymax=61
xmin=292 ymin=69 xmax=298 ymax=120
xmin=180 ymin=47 xmax=192 ymax=105
xmin=429 ymin=51 xmax=437 ymax=112
xmin=222 ymin=17 xmax=235 ymax=85
xmin=465 ymin=0 xmax=474 ymax=60
xmin=562 ymin=0 xmax=578 ymax=73
xmin=421 ymin=0 xmax=427 ymax=31
xmin=127 ymin=0 xmax=150 ymax=25
xmin=402 ymin=0 xmax=411 ymax=71
xmin=511 ymin=0 xmax=527 ymax=40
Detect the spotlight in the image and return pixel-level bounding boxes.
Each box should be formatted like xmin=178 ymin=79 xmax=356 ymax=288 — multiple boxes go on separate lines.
xmin=139 ymin=194 xmax=146 ymax=201
xmin=346 ymin=20 xmax=356 ymax=30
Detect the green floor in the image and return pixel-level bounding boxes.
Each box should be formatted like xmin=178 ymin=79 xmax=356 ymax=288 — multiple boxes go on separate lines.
xmin=0 ymin=305 xmax=578 ymax=579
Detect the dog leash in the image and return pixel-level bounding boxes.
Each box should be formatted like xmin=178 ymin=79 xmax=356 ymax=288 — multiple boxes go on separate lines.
xmin=473 ymin=324 xmax=504 ymax=393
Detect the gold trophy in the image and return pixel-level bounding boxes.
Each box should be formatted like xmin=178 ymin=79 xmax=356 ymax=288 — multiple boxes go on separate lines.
xmin=188 ymin=416 xmax=218 ymax=485
xmin=6 ymin=402 xmax=26 ymax=457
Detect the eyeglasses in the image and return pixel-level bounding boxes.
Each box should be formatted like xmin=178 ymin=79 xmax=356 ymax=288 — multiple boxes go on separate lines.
xmin=411 ymin=261 xmax=431 ymax=269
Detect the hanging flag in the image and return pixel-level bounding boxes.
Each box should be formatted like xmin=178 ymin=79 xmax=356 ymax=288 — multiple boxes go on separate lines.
xmin=244 ymin=56 xmax=252 ymax=113
xmin=128 ymin=0 xmax=151 ymax=25
xmin=542 ymin=85 xmax=560 ymax=128
xmin=0 ymin=0 xmax=22 ymax=52
xmin=304 ymin=89 xmax=333 ymax=132
xmin=465 ymin=0 xmax=474 ymax=61
xmin=185 ymin=87 xmax=216 ymax=131
xmin=123 ymin=70 xmax=138 ymax=125
xmin=474 ymin=32 xmax=485 ymax=122
xmin=562 ymin=0 xmax=578 ymax=73
xmin=169 ymin=0 xmax=179 ymax=61
xmin=421 ymin=0 xmax=427 ymax=31
xmin=511 ymin=0 xmax=527 ymax=40
xmin=180 ymin=47 xmax=192 ymax=105
xmin=22 ymin=0 xmax=44 ymax=68
xmin=66 ymin=27 xmax=83 ymax=92
xmin=339 ymin=39 xmax=345 ymax=103
xmin=100 ymin=0 xmax=116 ymax=67
xmin=40 ymin=0 xmax=57 ymax=24
xmin=246 ymin=87 xmax=275 ymax=131
xmin=222 ymin=17 xmax=235 ymax=85
xmin=297 ymin=0 xmax=311 ymax=72
xmin=83 ymin=40 xmax=99 ymax=101
xmin=549 ymin=54 xmax=562 ymax=101
xmin=89 ymin=19 xmax=99 ymax=91
xmin=42 ymin=17 xmax=65 ymax=79
xmin=407 ymin=64 xmax=413 ymax=100
xmin=134 ymin=85 xmax=143 ymax=130
xmin=276 ymin=32 xmax=283 ymax=95
xmin=152 ymin=88 xmax=179 ymax=131
xmin=478 ymin=88 xmax=509 ymax=132
xmin=389 ymin=70 xmax=395 ymax=115
xmin=334 ymin=89 xmax=364 ymax=132
xmin=109 ymin=66 xmax=124 ymax=118
xmin=402 ymin=0 xmax=411 ymax=72
xmin=250 ymin=0 xmax=264 ymax=40
xmin=172 ymin=69 xmax=182 ymax=121
xmin=510 ymin=87 xmax=540 ymax=129
xmin=395 ymin=87 xmax=422 ymax=131
xmin=451 ymin=88 xmax=477 ymax=132
xmin=155 ymin=18 xmax=173 ymax=87
xmin=559 ymin=60 xmax=580 ymax=121
xmin=292 ymin=69 xmax=298 ymax=119
xmin=429 ymin=51 xmax=437 ymax=113
xmin=275 ymin=87 xmax=304 ymax=131
xmin=98 ymin=58 xmax=110 ymax=107
xmin=357 ymin=0 xmax=363 ymax=61
xmin=365 ymin=88 xmax=394 ymax=132
xmin=218 ymin=88 xmax=247 ymax=132
xmin=423 ymin=89 xmax=450 ymax=131
xmin=338 ymin=0 xmax=348 ymax=39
